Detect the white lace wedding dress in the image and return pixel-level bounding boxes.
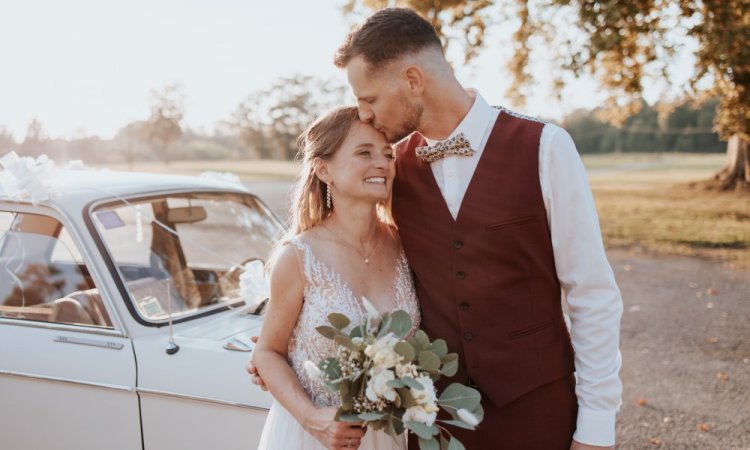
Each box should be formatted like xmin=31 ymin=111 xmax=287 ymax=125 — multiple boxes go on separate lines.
xmin=257 ymin=237 xmax=421 ymax=450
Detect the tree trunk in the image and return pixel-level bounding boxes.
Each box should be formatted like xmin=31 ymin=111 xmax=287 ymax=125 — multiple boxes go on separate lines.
xmin=713 ymin=134 xmax=750 ymax=190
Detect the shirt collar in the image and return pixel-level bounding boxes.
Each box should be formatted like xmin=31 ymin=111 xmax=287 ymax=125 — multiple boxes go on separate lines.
xmin=424 ymin=90 xmax=494 ymax=151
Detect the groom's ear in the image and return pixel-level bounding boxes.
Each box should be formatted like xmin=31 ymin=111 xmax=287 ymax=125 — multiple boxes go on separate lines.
xmin=403 ymin=66 xmax=425 ymax=95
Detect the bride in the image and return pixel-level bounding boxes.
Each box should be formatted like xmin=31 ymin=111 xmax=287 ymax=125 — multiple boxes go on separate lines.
xmin=252 ymin=106 xmax=420 ymax=450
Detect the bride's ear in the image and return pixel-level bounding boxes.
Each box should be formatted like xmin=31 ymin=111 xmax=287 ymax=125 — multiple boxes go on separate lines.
xmin=313 ymin=157 xmax=331 ymax=185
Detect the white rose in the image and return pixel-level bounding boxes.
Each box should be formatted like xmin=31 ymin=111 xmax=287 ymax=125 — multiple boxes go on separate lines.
xmin=365 ymin=367 xmax=397 ymax=402
xmin=364 ymin=333 xmax=401 ymax=368
xmin=402 ymin=405 xmax=437 ymax=427
xmin=411 ymin=376 xmax=438 ymax=411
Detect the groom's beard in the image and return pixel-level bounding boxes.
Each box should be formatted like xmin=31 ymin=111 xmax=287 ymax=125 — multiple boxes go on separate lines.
xmin=386 ymin=97 xmax=423 ymax=144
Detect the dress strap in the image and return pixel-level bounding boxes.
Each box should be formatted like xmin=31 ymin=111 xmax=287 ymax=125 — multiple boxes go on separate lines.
xmin=285 ymin=236 xmax=312 ymax=286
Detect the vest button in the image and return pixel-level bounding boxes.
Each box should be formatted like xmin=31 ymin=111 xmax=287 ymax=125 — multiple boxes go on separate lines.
xmin=455 ymin=271 xmax=466 ymax=280
xmin=459 ymin=302 xmax=469 ymax=311
xmin=452 ymin=240 xmax=463 ymax=249
xmin=464 ymin=332 xmax=473 ymax=341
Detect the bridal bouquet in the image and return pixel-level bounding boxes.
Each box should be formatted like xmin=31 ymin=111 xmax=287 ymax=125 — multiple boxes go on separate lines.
xmin=307 ymin=305 xmax=482 ymax=450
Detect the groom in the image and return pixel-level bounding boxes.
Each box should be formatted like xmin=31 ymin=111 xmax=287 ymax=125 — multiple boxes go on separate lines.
xmin=334 ymin=8 xmax=622 ymax=450
xmin=249 ymin=7 xmax=622 ymax=450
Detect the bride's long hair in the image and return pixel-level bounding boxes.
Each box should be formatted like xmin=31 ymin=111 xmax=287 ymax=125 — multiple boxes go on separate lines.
xmin=285 ymin=105 xmax=393 ymax=237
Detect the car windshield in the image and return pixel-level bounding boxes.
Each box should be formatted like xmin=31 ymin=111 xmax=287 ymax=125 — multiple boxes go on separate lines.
xmin=91 ymin=191 xmax=284 ymax=323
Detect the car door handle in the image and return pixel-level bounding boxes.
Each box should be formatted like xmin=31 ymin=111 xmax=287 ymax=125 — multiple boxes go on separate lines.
xmin=54 ymin=335 xmax=124 ymax=350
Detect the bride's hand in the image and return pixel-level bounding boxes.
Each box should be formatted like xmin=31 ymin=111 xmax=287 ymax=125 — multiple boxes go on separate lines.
xmin=303 ymin=406 xmax=367 ymax=449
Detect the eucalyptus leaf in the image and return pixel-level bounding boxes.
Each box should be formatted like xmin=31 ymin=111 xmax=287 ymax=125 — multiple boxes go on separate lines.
xmin=401 ymin=376 xmax=424 ymax=390
xmin=387 ymin=379 xmax=406 ymax=389
xmin=334 ymin=334 xmax=358 ymax=351
xmin=419 ymin=351 xmax=441 ymax=372
xmin=358 ymin=411 xmax=386 ymax=421
xmin=389 ymin=310 xmax=412 ymax=338
xmin=394 ymin=341 xmax=416 ymax=362
xmin=328 ymin=313 xmax=351 ymax=330
xmin=429 ymin=339 xmax=448 ymax=357
xmin=447 ymin=436 xmax=467 ymax=450
xmin=439 ymin=419 xmax=476 ymax=430
xmin=438 ymin=383 xmax=481 ymax=411
xmin=404 ymin=421 xmax=439 ymax=439
xmin=472 ymin=402 xmax=484 ymax=423
xmin=377 ymin=316 xmax=393 ymax=338
xmin=397 ymin=387 xmax=416 ymax=409
xmin=315 ymin=325 xmax=339 ymax=340
xmin=338 ymin=412 xmax=363 ymax=422
xmin=418 ymin=437 xmax=440 ymax=450
xmin=414 ymin=330 xmax=430 ymax=350
xmin=440 ymin=358 xmax=458 ymax=377
xmin=349 ymin=325 xmax=364 ymax=339
xmin=321 ymin=359 xmax=342 ymax=382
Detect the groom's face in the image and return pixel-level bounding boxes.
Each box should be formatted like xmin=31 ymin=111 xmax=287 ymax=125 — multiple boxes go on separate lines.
xmin=346 ymin=56 xmax=422 ymax=144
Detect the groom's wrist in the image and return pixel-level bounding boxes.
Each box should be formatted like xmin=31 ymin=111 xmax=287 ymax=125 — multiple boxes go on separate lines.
xmin=572 ymin=407 xmax=617 ymax=447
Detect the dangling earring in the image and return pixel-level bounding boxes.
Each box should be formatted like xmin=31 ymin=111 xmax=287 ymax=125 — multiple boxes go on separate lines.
xmin=326 ymin=183 xmax=332 ymax=210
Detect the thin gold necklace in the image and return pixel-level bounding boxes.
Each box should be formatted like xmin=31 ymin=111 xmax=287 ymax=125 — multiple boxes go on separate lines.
xmin=323 ymin=222 xmax=380 ymax=265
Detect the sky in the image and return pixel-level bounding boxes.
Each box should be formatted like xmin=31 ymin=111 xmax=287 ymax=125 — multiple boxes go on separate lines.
xmin=0 ymin=0 xmax=692 ymax=140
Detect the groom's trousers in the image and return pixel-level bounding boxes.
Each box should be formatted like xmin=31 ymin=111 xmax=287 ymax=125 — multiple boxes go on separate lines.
xmin=408 ymin=374 xmax=577 ymax=450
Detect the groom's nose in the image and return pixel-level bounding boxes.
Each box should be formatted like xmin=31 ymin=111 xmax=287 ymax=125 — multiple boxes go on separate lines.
xmin=358 ymin=105 xmax=374 ymax=124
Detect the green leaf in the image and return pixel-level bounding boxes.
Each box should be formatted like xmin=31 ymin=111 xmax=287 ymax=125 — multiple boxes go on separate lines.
xmin=328 ymin=313 xmax=350 ymax=329
xmin=439 ymin=419 xmax=476 ymax=430
xmin=447 ymin=436 xmax=467 ymax=450
xmin=471 ymin=402 xmax=484 ymax=423
xmin=429 ymin=339 xmax=448 ymax=358
xmin=414 ymin=330 xmax=430 ymax=350
xmin=389 ymin=310 xmax=413 ymax=338
xmin=401 ymin=376 xmax=424 ymax=390
xmin=334 ymin=334 xmax=358 ymax=351
xmin=338 ymin=412 xmax=363 ymax=422
xmin=440 ymin=358 xmax=458 ymax=377
xmin=438 ymin=384 xmax=481 ymax=411
xmin=418 ymin=351 xmax=441 ymax=372
xmin=418 ymin=437 xmax=440 ymax=450
xmin=349 ymin=325 xmax=364 ymax=339
xmin=394 ymin=341 xmax=416 ymax=362
xmin=358 ymin=411 xmax=386 ymax=421
xmin=397 ymin=387 xmax=416 ymax=408
xmin=321 ymin=359 xmax=342 ymax=381
xmin=387 ymin=379 xmax=406 ymax=389
xmin=315 ymin=325 xmax=339 ymax=339
xmin=377 ymin=315 xmax=393 ymax=338
xmin=404 ymin=421 xmax=439 ymax=439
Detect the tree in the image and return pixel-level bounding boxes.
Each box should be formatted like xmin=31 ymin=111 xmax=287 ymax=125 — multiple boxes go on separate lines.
xmin=229 ymin=75 xmax=348 ymax=160
xmin=345 ymin=0 xmax=750 ymax=190
xmin=0 ymin=125 xmax=16 ymax=152
xmin=21 ymin=117 xmax=49 ymax=157
xmin=141 ymin=83 xmax=185 ymax=165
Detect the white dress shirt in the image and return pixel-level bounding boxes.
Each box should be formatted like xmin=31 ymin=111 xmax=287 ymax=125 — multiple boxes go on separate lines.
xmin=425 ymin=92 xmax=623 ymax=447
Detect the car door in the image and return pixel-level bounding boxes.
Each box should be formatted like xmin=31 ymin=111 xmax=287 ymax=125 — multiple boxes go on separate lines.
xmin=0 ymin=208 xmax=142 ymax=450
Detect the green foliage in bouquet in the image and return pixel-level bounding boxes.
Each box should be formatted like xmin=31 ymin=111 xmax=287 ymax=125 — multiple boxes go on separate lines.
xmin=313 ymin=308 xmax=483 ymax=450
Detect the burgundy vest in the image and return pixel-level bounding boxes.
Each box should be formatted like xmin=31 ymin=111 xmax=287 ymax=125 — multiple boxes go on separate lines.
xmin=392 ymin=111 xmax=575 ymax=408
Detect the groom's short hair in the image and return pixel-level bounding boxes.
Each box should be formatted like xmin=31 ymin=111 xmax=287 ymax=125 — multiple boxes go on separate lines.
xmin=334 ymin=8 xmax=442 ymax=71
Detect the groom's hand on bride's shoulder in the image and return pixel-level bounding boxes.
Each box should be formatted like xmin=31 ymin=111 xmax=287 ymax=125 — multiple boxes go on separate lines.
xmin=246 ymin=335 xmax=268 ymax=391
xmin=570 ymin=440 xmax=614 ymax=450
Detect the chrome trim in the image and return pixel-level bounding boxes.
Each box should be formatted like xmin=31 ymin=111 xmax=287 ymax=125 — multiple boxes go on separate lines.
xmin=54 ymin=335 xmax=125 ymax=350
xmin=0 ymin=369 xmax=134 ymax=392
xmin=0 ymin=318 xmax=126 ymax=337
xmin=136 ymin=387 xmax=269 ymax=412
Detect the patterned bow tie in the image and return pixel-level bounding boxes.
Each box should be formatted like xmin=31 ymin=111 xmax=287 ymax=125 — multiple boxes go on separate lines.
xmin=415 ymin=133 xmax=475 ymax=163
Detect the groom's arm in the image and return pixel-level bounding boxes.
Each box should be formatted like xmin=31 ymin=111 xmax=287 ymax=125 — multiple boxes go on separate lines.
xmin=540 ymin=124 xmax=623 ymax=448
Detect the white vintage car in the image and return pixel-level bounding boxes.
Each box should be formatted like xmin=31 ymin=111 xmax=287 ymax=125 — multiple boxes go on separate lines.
xmin=0 ymin=158 xmax=281 ymax=449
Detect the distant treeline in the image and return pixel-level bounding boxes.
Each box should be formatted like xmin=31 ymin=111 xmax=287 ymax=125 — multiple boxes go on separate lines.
xmin=563 ymin=99 xmax=723 ymax=154
xmin=0 ymin=97 xmax=725 ymax=165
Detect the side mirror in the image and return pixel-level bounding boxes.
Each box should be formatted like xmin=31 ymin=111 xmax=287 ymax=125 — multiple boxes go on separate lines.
xmin=166 ymin=206 xmax=207 ymax=224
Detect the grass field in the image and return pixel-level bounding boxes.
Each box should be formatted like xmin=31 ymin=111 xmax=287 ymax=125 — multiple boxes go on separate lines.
xmin=100 ymin=153 xmax=749 ymax=270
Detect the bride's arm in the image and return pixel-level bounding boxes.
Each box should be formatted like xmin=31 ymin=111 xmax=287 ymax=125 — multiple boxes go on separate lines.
xmin=252 ymin=244 xmax=365 ymax=448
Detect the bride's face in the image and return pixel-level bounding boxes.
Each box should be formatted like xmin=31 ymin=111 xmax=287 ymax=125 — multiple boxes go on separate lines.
xmin=322 ymin=122 xmax=395 ymax=206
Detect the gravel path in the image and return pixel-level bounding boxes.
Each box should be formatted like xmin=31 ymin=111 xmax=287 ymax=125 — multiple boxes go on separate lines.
xmin=610 ymin=249 xmax=750 ymax=449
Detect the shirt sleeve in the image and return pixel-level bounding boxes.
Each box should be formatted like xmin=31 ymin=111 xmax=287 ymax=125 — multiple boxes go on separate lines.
xmin=539 ymin=123 xmax=624 ymax=447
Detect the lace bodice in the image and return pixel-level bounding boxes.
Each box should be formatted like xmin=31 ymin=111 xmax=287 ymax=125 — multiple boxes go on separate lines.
xmin=285 ymin=236 xmax=421 ymax=407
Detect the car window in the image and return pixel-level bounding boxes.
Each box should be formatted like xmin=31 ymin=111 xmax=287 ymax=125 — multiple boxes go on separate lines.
xmin=0 ymin=212 xmax=113 ymax=328
xmin=93 ymin=192 xmax=283 ymax=324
